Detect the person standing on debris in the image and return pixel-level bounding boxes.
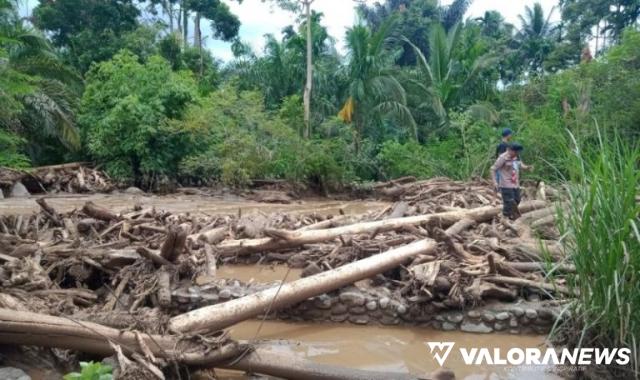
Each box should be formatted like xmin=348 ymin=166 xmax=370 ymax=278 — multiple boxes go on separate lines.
xmin=491 ymin=143 xmax=532 ymax=219
xmin=496 ymin=128 xmax=513 ymax=158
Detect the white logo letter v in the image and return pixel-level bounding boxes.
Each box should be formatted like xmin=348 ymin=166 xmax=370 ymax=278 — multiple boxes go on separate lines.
xmin=427 ymin=342 xmax=455 ymax=366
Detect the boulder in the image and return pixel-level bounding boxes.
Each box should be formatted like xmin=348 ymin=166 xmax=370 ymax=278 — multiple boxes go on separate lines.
xmin=461 ymin=321 xmax=493 ymax=334
xmin=10 ymin=181 xmax=30 ymax=198
xmin=124 ymin=186 xmax=145 ymax=195
xmin=0 ymin=367 xmax=30 ymax=380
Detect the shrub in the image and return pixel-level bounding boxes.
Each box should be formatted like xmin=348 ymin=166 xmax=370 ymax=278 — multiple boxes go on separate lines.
xmin=80 ymin=51 xmax=200 ymax=185
xmin=0 ymin=129 xmax=30 ymax=168
xmin=377 ymin=140 xmax=434 ymax=179
xmin=64 ymin=361 xmax=112 ymax=380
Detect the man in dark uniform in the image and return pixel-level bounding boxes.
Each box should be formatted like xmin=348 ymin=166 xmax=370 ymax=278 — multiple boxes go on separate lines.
xmin=496 ymin=128 xmax=513 ymax=158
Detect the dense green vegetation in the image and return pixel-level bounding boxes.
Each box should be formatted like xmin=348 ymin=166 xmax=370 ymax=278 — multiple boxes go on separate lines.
xmin=2 ymin=0 xmax=638 ymax=189
xmin=558 ymin=133 xmax=639 ymax=379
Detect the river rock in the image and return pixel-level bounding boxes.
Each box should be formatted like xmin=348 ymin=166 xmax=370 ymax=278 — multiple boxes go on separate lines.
xmin=525 ymin=309 xmax=538 ymax=319
xmin=379 ymin=316 xmax=400 ymax=325
xmin=339 ymin=291 xmax=365 ymax=306
xmin=511 ymin=307 xmax=525 ymax=317
xmin=509 ymin=329 xmax=520 ymax=334
xmin=378 ymin=297 xmax=390 ymax=309
xmin=365 ymin=301 xmax=378 ymax=311
xmin=482 ymin=312 xmax=495 ymax=323
xmin=396 ymin=303 xmax=407 ymax=315
xmin=331 ymin=314 xmax=348 ymax=322
xmin=495 ymin=312 xmax=510 ymax=321
xmin=467 ymin=310 xmax=481 ymax=319
xmin=509 ymin=318 xmax=519 ymax=328
xmin=349 ymin=315 xmax=369 ymax=325
xmin=313 ymin=295 xmax=332 ymax=309
xmin=0 ymin=367 xmax=30 ymax=380
xmin=494 ymin=322 xmax=505 ymax=331
xmin=446 ymin=313 xmax=464 ymax=323
xmin=442 ymin=322 xmax=457 ymax=331
xmin=461 ymin=321 xmax=493 ymax=334
xmin=218 ymin=289 xmax=231 ymax=299
xmin=527 ymin=293 xmax=541 ymax=302
xmin=331 ymin=303 xmax=348 ymax=315
xmin=10 ymin=182 xmax=29 ymax=198
xmin=124 ymin=186 xmax=145 ymax=195
xmin=537 ymin=309 xmax=555 ymax=320
xmin=349 ymin=306 xmax=366 ymax=315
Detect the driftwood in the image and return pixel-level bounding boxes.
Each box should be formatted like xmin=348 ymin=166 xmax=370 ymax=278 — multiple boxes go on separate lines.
xmin=82 ymin=201 xmax=120 ymax=222
xmin=159 ymin=225 xmax=187 ymax=262
xmin=0 ymin=308 xmax=242 ymax=366
xmin=169 ymin=239 xmax=438 ymax=333
xmin=217 ymin=201 xmax=546 ymax=256
xmin=485 ymin=276 xmax=572 ymax=296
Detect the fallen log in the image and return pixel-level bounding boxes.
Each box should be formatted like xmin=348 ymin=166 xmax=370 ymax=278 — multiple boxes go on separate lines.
xmin=194 ymin=227 xmax=227 ymax=245
xmin=35 ymin=198 xmax=61 ymax=226
xmin=169 ymin=239 xmax=438 ymax=333
xmin=222 ymin=344 xmax=452 ymax=380
xmin=82 ymin=201 xmax=120 ymax=222
xmin=0 ymin=309 xmax=449 ymax=380
xmin=0 ymin=309 xmax=242 ymax=366
xmin=160 ymin=225 xmax=187 ymax=262
xmin=217 ymin=201 xmax=546 ymax=256
xmin=485 ymin=276 xmax=572 ymax=296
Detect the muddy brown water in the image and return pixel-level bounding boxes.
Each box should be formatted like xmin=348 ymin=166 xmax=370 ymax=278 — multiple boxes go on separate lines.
xmin=0 ymin=192 xmax=386 ymax=216
xmin=217 ymin=265 xmax=560 ymax=380
xmin=1 ymin=194 xmax=559 ymax=379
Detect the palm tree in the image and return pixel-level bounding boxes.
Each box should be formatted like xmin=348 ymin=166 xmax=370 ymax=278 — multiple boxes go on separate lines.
xmin=405 ymin=22 xmax=496 ymax=131
xmin=340 ymin=20 xmax=416 ymax=149
xmin=516 ymin=2 xmax=557 ymax=75
xmin=1 ymin=0 xmax=81 ymax=159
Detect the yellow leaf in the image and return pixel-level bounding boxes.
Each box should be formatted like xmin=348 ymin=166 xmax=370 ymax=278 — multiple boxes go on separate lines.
xmin=338 ymin=97 xmax=354 ymax=123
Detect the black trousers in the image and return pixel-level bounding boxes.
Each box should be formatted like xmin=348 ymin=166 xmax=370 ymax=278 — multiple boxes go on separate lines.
xmin=500 ymin=187 xmax=521 ymax=218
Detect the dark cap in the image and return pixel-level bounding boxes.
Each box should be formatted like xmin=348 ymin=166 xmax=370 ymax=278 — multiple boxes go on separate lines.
xmin=502 ymin=128 xmax=513 ymax=137
xmin=508 ymin=143 xmax=523 ymax=151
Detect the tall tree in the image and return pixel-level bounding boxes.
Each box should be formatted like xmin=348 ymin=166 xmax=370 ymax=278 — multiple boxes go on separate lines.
xmin=1 ymin=0 xmax=81 ymax=164
xmin=560 ymin=0 xmax=640 ymax=50
xmin=32 ymin=0 xmax=140 ymax=73
xmin=405 ymin=22 xmax=496 ymax=132
xmin=340 ymin=20 xmax=416 ymax=148
xmin=357 ymin=0 xmax=473 ymax=66
xmin=516 ymin=2 xmax=558 ymax=75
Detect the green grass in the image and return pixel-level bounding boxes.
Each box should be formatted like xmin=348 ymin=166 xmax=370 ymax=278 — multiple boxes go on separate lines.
xmin=557 ymin=130 xmax=640 ymax=378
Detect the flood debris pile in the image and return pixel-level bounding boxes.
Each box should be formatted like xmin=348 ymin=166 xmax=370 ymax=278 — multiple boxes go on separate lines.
xmin=0 ymin=163 xmax=114 ymax=197
xmin=0 ymin=196 xmax=458 ymax=379
xmin=0 ymin=177 xmax=566 ymax=378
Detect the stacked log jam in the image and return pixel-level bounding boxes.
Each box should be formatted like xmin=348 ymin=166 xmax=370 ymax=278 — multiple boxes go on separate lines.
xmin=0 ymin=163 xmax=114 ymax=195
xmin=0 ymin=178 xmax=565 ymax=379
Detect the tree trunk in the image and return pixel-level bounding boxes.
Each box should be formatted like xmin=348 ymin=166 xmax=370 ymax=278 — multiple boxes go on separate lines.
xmin=159 ymin=225 xmax=187 ymax=262
xmin=182 ymin=1 xmax=189 ymax=48
xmin=169 ymin=239 xmax=437 ymax=333
xmin=303 ymin=0 xmax=313 ymax=139
xmin=216 ymin=201 xmax=546 ymax=256
xmin=0 ymin=309 xmax=451 ymax=380
xmin=82 ymin=201 xmax=120 ymax=222
xmin=0 ymin=308 xmax=242 ymax=366
xmin=194 ymin=12 xmax=202 ymax=49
